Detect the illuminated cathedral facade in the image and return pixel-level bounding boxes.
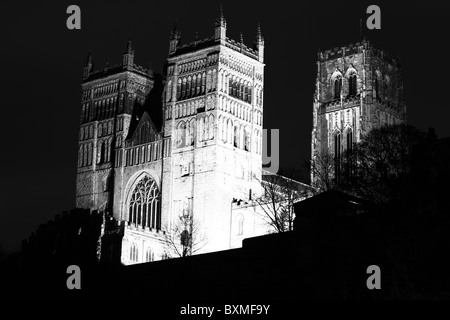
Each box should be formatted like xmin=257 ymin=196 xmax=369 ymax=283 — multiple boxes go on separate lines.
xmin=76 ymin=11 xmax=268 ymax=264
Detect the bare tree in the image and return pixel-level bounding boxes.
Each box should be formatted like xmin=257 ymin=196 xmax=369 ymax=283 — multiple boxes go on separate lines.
xmin=163 ymin=214 xmax=207 ymax=258
xmin=310 ymin=152 xmax=336 ymax=192
xmin=342 ymin=124 xmax=426 ymax=203
xmin=253 ymin=170 xmax=313 ymax=233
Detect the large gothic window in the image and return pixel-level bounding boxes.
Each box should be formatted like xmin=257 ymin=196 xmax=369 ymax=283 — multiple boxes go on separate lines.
xmin=128 ymin=175 xmax=161 ymax=230
xmin=334 ymin=77 xmax=342 ymax=99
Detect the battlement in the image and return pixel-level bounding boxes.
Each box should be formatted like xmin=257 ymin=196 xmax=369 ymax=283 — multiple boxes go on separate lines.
xmin=224 ymin=37 xmax=259 ymax=60
xmin=318 ymin=40 xmax=400 ymax=66
xmin=21 ymin=208 xmax=103 ymax=259
xmin=169 ymin=35 xmax=261 ymax=61
xmin=83 ymin=63 xmax=153 ymax=83
xmin=231 ymin=198 xmax=255 ymax=209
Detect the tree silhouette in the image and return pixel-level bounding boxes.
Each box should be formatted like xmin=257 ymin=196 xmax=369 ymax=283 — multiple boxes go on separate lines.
xmin=163 ymin=214 xmax=206 ymax=258
xmin=253 ymin=170 xmax=313 ymax=233
xmin=341 ymin=124 xmax=426 ymax=203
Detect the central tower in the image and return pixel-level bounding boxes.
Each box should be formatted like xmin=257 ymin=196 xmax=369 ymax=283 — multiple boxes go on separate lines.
xmin=311 ymin=40 xmax=406 ymax=189
xmin=162 ymin=10 xmax=265 ymax=252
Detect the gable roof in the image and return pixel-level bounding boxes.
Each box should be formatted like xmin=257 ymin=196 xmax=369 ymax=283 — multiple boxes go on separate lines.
xmin=125 ymin=111 xmax=160 ymax=147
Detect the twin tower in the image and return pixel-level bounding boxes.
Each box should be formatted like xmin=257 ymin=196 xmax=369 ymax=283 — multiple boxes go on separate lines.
xmin=76 ymin=10 xmax=266 ymax=264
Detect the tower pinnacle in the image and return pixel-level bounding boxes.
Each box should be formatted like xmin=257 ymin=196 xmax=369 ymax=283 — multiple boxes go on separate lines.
xmin=123 ymin=39 xmax=134 ymax=68
xmin=169 ymin=19 xmax=181 ymax=54
xmin=214 ymin=5 xmax=227 ymax=41
xmin=255 ymin=24 xmax=264 ymax=63
xmin=83 ymin=51 xmax=93 ymax=79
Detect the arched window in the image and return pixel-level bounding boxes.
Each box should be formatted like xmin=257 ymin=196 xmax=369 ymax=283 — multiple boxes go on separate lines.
xmin=237 ymin=80 xmax=241 ymax=99
xmin=334 ymin=132 xmax=341 ymax=183
xmin=237 ymin=215 xmax=244 ymax=236
xmin=206 ymin=70 xmax=212 ymax=92
xmin=187 ymin=76 xmax=192 ymax=98
xmin=181 ymin=78 xmax=187 ymax=99
xmin=87 ymin=143 xmax=92 ymax=165
xmin=97 ymin=141 xmax=104 ymax=164
xmin=80 ymin=145 xmax=86 ymax=167
xmin=177 ymin=121 xmax=186 ymax=148
xmin=228 ymin=119 xmax=233 ymax=144
xmin=334 ymin=132 xmax=341 ymax=158
xmin=201 ymin=72 xmax=206 ymax=94
xmin=222 ymin=117 xmax=228 ymax=142
xmin=196 ymin=73 xmax=201 ymax=95
xmin=192 ymin=75 xmax=197 ymax=96
xmin=203 ymin=116 xmax=208 ymax=140
xmin=145 ymin=247 xmax=154 ymax=262
xmin=106 ymin=138 xmax=112 ymax=163
xmin=346 ymin=129 xmax=353 ymax=151
xmin=130 ymin=243 xmax=138 ymax=262
xmin=128 ymin=175 xmax=161 ymax=230
xmin=244 ymin=127 xmax=251 ymax=151
xmin=166 ymin=80 xmax=172 ymax=102
xmin=177 ymin=79 xmax=181 ymax=100
xmin=212 ymin=69 xmax=217 ymax=91
xmin=234 ymin=125 xmax=239 ymax=147
xmin=209 ymin=114 xmax=214 ymax=140
xmin=374 ymin=78 xmax=379 ymax=99
xmin=240 ymin=125 xmax=244 ymax=149
xmin=334 ymin=76 xmax=342 ymax=99
xmin=190 ymin=119 xmax=196 ymax=146
xmin=349 ymin=74 xmax=357 ymax=96
xmin=199 ymin=117 xmax=204 ymax=142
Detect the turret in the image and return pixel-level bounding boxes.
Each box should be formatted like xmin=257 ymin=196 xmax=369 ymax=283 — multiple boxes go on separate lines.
xmin=123 ymin=40 xmax=134 ymax=68
xmin=214 ymin=5 xmax=227 ymax=41
xmin=83 ymin=51 xmax=93 ymax=79
xmin=169 ymin=21 xmax=181 ymax=54
xmin=255 ymin=24 xmax=264 ymax=63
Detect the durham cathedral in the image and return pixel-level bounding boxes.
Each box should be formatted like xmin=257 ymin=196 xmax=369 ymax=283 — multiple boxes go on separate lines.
xmin=75 ymin=10 xmax=405 ymax=265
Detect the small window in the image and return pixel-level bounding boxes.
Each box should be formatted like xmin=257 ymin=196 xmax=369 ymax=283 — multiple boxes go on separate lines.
xmin=145 ymin=248 xmax=154 ymax=262
xmin=349 ymin=74 xmax=357 ymax=96
xmin=334 ymin=77 xmax=342 ymax=99
xmin=237 ymin=215 xmax=244 ymax=236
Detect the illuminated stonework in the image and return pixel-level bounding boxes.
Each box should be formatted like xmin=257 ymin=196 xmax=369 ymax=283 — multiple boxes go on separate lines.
xmin=311 ymin=40 xmax=406 ymax=187
xmin=75 ymin=11 xmax=267 ymax=264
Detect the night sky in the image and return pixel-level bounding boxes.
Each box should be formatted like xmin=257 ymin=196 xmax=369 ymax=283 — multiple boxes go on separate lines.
xmin=2 ymin=0 xmax=450 ymax=253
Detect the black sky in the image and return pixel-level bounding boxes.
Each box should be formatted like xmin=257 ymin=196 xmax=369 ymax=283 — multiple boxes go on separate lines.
xmin=2 ymin=0 xmax=450 ymax=252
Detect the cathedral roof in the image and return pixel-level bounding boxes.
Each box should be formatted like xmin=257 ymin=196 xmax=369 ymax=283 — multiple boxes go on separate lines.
xmin=82 ymin=63 xmax=153 ymax=83
xmin=125 ymin=111 xmax=161 ymax=147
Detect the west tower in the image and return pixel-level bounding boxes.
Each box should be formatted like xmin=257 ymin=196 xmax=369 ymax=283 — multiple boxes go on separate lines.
xmin=311 ymin=40 xmax=406 ymax=188
xmin=163 ymin=10 xmax=265 ymax=252
xmin=76 ymin=41 xmax=154 ymax=213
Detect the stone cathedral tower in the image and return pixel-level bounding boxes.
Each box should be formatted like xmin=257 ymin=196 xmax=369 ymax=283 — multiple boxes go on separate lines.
xmin=162 ymin=10 xmax=265 ymax=252
xmin=75 ymin=10 xmax=265 ymax=264
xmin=311 ymin=40 xmax=406 ymax=186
